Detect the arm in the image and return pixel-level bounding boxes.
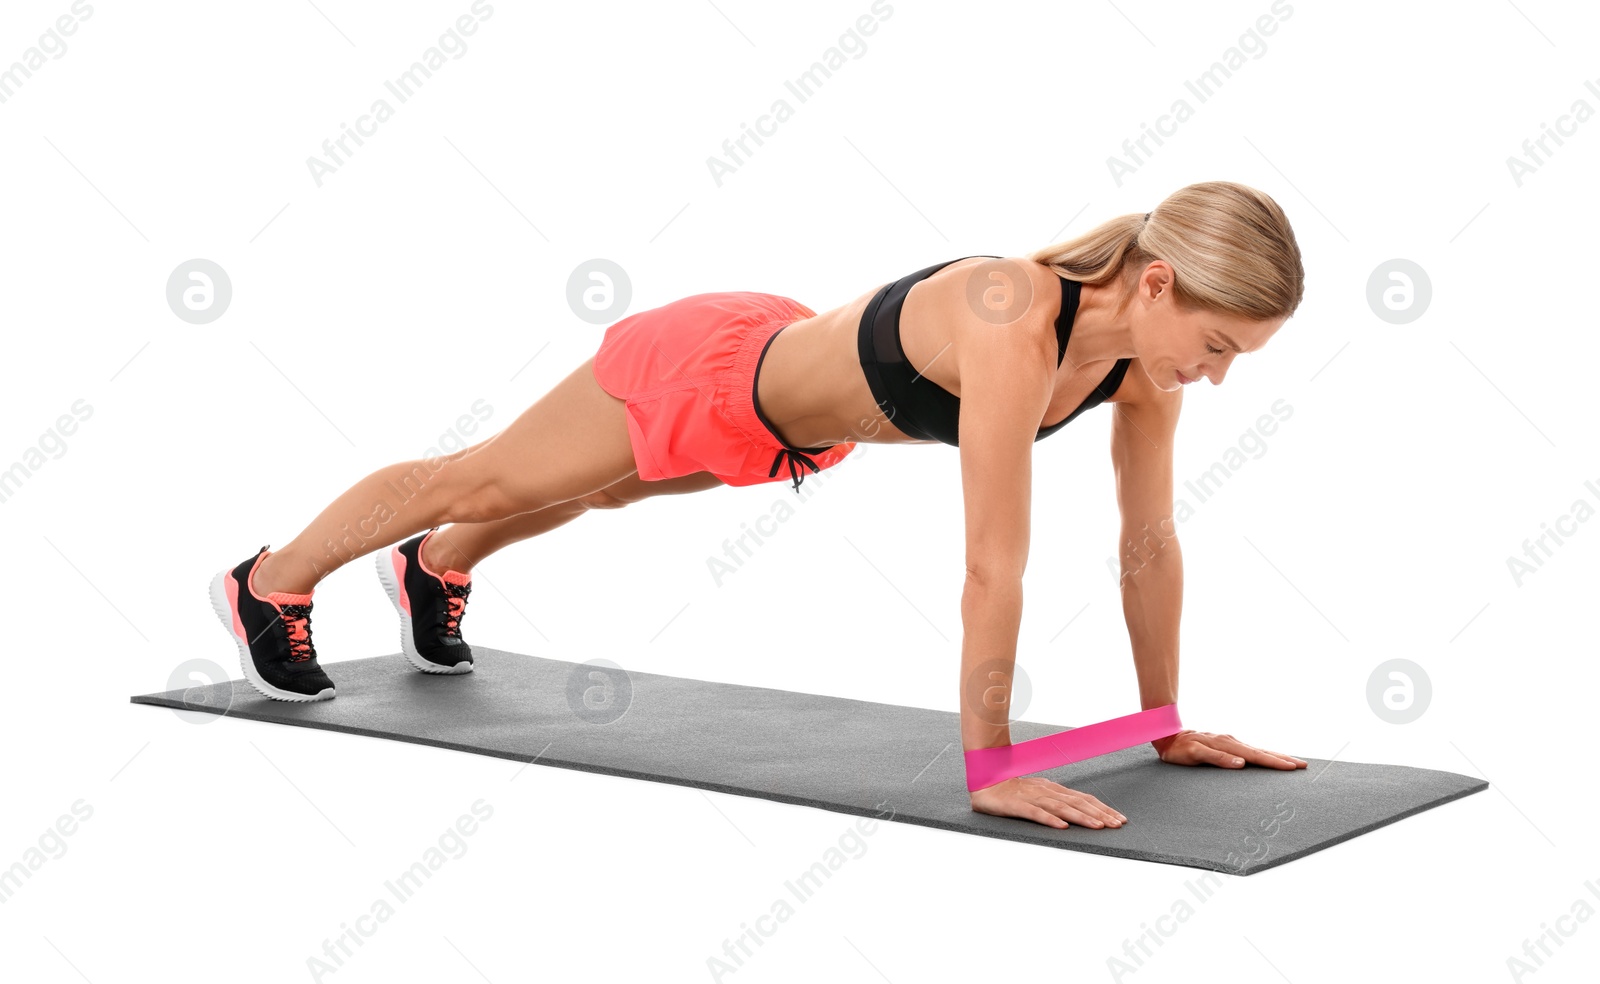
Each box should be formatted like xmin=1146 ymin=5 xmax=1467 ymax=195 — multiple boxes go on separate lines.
xmin=950 ymin=267 xmax=1133 ymax=829
xmin=1108 ymin=374 xmax=1184 ymax=725
xmin=955 ymin=307 xmax=1055 ymax=754
xmin=1109 ymin=379 xmax=1308 ymax=772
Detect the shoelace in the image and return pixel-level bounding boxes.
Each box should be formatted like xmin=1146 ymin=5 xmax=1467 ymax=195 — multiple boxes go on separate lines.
xmin=279 ymin=604 xmax=316 ymax=663
xmin=441 ymin=581 xmax=471 ymax=637
xmin=768 ymin=448 xmax=821 ymax=494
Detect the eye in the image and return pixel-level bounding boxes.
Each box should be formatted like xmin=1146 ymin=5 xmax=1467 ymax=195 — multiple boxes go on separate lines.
xmin=1206 ymin=344 xmax=1225 ymax=355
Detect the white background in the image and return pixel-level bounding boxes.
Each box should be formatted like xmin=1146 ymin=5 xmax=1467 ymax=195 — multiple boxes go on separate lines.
xmin=3 ymin=0 xmax=1597 ymax=981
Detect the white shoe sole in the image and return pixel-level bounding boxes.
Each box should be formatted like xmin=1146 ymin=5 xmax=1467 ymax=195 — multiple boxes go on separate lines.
xmin=208 ymin=568 xmax=336 ymax=702
xmin=375 ymin=545 xmax=474 ymax=675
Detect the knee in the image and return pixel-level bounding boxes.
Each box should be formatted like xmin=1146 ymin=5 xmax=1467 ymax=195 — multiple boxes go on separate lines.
xmin=576 ymin=487 xmax=632 ymax=510
xmin=428 ymin=450 xmax=636 ymax=524
xmin=431 ymin=456 xmax=528 ymax=525
xmin=437 ymin=491 xmax=509 ymax=526
xmin=453 ymin=484 xmax=625 ymax=521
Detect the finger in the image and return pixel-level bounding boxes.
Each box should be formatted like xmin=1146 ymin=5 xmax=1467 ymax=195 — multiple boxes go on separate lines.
xmin=1175 ymin=737 xmax=1244 ymax=767
xmin=1198 ymin=745 xmax=1246 ymax=767
xmin=1023 ymin=805 xmax=1069 ymax=829
xmin=1066 ymin=795 xmax=1127 ymax=826
xmin=1222 ymin=742 xmax=1298 ymax=768
xmin=1241 ymin=746 xmax=1306 ymax=768
xmin=1041 ymin=795 xmax=1123 ymax=828
xmin=1037 ymin=782 xmax=1128 ymax=823
xmin=1207 ymin=735 xmax=1300 ymax=768
xmin=1046 ymin=786 xmax=1127 ymax=824
xmin=1254 ymin=746 xmax=1309 ymax=767
xmin=1253 ymin=749 xmax=1307 ymax=768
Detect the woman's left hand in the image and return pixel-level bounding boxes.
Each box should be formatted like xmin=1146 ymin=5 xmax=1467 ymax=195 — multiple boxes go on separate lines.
xmin=1152 ymin=729 xmax=1307 ymax=770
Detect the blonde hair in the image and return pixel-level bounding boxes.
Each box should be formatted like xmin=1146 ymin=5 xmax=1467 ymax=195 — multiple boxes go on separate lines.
xmin=1028 ymin=180 xmax=1304 ymax=322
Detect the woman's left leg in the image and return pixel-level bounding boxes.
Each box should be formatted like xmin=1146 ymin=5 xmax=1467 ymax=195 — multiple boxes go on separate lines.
xmin=418 ymin=470 xmax=728 ymax=574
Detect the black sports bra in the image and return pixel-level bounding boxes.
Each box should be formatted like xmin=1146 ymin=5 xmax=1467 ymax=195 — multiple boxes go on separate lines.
xmin=856 ymin=255 xmax=1133 ymax=447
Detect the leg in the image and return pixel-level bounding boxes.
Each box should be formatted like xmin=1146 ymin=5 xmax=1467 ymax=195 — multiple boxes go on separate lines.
xmin=368 ymin=468 xmax=724 ymax=677
xmin=253 ymin=356 xmax=639 ymax=595
xmin=420 ymin=470 xmax=727 ymax=574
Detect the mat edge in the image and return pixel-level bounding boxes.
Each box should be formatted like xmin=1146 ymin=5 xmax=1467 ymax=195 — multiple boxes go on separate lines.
xmin=127 ymin=691 xmax=1489 ymax=876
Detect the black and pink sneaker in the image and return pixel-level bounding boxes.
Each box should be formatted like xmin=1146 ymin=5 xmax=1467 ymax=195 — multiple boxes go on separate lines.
xmin=209 ymin=546 xmax=336 ymax=702
xmin=376 ymin=528 xmax=474 ymax=674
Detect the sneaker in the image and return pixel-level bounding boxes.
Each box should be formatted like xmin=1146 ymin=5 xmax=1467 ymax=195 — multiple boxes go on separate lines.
xmin=209 ymin=546 xmax=336 ymax=702
xmin=376 ymin=528 xmax=474 ymax=674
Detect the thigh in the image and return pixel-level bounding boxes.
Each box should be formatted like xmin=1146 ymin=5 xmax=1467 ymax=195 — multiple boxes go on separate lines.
xmin=456 ymin=355 xmax=642 ymax=515
xmin=583 ymin=469 xmax=727 ymax=508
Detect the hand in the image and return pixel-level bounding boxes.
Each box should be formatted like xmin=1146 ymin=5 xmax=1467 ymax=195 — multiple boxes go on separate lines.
xmin=969 ymin=777 xmax=1127 ymax=830
xmin=1151 ymin=728 xmax=1307 ymax=770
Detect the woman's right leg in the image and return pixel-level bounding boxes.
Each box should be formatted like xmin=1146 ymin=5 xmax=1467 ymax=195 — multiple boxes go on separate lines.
xmin=250 ymin=356 xmax=639 ymax=596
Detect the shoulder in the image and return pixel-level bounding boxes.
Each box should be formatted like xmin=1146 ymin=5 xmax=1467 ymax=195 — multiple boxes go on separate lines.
xmin=925 ymin=256 xmax=1061 ymax=319
xmin=1015 ymin=256 xmax=1063 ymax=288
xmin=1010 ymin=257 xmax=1068 ymax=329
xmin=940 ymin=256 xmax=1063 ymax=344
xmin=916 ymin=256 xmax=1058 ymax=357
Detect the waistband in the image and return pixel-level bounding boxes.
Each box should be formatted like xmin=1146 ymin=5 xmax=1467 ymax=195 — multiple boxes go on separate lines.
xmin=728 ymin=300 xmax=829 ymax=494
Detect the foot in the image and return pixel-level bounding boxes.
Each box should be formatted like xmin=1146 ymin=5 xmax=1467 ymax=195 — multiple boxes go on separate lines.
xmin=376 ymin=528 xmax=474 ymax=674
xmin=209 ymin=546 xmax=336 ymax=701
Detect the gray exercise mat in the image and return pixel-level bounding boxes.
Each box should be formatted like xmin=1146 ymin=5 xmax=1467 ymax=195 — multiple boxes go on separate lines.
xmin=131 ymin=648 xmax=1485 ymax=875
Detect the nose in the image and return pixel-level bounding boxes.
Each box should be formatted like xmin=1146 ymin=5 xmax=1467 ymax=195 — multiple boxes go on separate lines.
xmin=1208 ymin=352 xmax=1236 ymax=385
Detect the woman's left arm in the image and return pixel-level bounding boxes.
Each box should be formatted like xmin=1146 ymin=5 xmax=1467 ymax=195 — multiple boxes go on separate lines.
xmin=1108 ymin=374 xmax=1184 ymax=715
xmin=1108 ymin=372 xmax=1306 ymax=770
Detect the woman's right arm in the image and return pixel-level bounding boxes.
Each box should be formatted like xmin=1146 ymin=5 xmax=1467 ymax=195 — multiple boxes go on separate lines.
xmin=953 ymin=294 xmax=1127 ymax=831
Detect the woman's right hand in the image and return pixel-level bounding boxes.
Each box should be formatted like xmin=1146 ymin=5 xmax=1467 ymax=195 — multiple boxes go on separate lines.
xmin=969 ymin=777 xmax=1127 ymax=830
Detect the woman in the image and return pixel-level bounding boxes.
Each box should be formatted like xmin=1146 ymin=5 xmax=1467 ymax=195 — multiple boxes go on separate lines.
xmin=211 ymin=179 xmax=1309 ymax=830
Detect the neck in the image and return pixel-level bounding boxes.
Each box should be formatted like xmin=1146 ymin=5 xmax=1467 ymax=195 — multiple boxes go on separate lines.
xmin=1071 ymin=280 xmax=1138 ymax=365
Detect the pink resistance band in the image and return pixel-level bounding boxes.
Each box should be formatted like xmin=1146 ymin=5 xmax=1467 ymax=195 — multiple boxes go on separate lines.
xmin=963 ymin=704 xmax=1184 ymax=792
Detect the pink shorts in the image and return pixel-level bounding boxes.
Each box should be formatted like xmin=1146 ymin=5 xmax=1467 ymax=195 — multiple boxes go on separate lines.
xmin=591 ymin=291 xmax=857 ymax=490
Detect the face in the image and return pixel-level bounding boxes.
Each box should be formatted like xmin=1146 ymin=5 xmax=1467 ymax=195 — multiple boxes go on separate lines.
xmin=1129 ymin=263 xmax=1285 ymax=392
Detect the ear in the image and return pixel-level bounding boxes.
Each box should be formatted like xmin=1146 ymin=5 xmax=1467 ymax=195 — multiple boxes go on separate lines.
xmin=1137 ymin=261 xmax=1173 ymax=301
